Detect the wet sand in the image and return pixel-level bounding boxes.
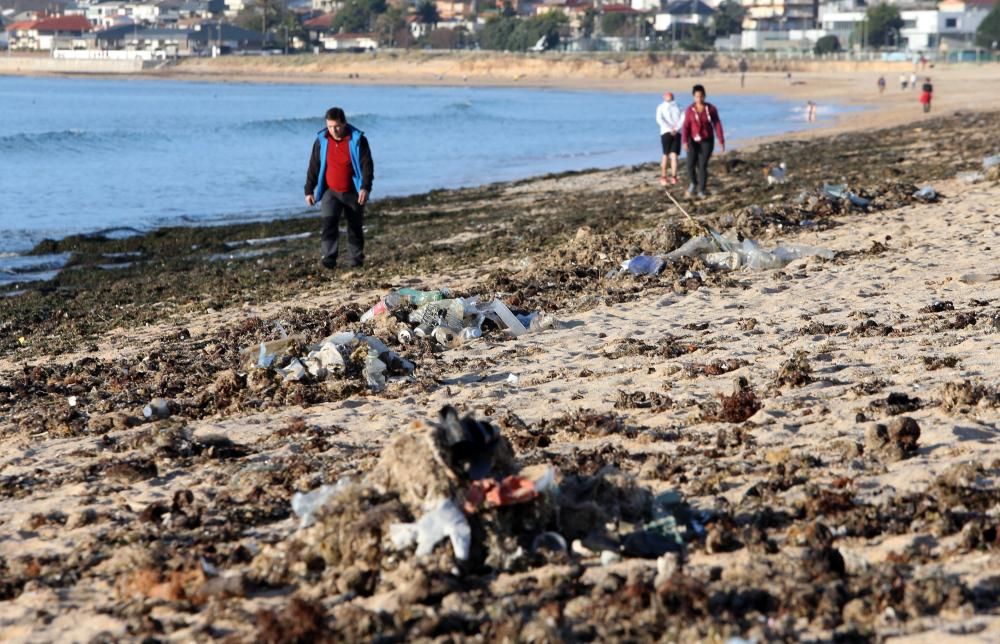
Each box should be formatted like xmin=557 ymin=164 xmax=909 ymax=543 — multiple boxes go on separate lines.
xmin=1 ymin=89 xmax=1000 ymax=640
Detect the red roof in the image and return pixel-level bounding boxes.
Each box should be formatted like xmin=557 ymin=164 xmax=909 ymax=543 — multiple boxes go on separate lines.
xmin=5 ymin=20 xmax=37 ymax=32
xmin=31 ymin=16 xmax=93 ymax=32
xmin=303 ymin=13 xmax=333 ymax=29
xmin=602 ymin=3 xmax=638 ymax=13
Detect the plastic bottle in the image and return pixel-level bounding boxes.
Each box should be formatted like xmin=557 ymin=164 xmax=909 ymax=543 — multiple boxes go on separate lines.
xmin=398 ymin=288 xmax=444 ymax=305
xmin=432 ymin=325 xmax=459 ymax=347
xmin=486 ymin=300 xmax=527 ymax=337
xmin=363 ymin=348 xmax=387 ymax=392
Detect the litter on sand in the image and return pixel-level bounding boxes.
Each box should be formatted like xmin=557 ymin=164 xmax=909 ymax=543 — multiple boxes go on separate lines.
xmin=624 ymin=228 xmax=834 ymax=274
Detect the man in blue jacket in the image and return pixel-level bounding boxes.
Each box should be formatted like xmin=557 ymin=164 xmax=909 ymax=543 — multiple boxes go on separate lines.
xmin=304 ymin=107 xmax=375 ymax=269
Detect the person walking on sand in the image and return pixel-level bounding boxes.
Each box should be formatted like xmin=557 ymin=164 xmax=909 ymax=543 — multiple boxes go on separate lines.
xmin=656 ymin=91 xmax=684 ymax=186
xmin=304 ymin=107 xmax=374 ymax=270
xmin=680 ymin=84 xmax=725 ymax=199
xmin=738 ymin=58 xmax=748 ymax=88
xmin=910 ymin=72 xmax=918 ymax=91
xmin=900 ymin=73 xmax=908 ymax=90
xmin=878 ymin=76 xmax=886 ymax=95
xmin=920 ymin=77 xmax=933 ymax=113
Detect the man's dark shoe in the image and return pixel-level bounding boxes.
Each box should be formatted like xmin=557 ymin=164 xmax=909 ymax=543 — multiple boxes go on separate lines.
xmin=321 ymin=258 xmax=337 ymax=270
xmin=348 ymin=261 xmax=364 ymax=269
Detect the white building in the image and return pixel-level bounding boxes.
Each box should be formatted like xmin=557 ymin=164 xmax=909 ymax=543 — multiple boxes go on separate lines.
xmin=818 ymin=0 xmax=993 ymax=51
xmin=321 ymin=32 xmax=378 ymax=49
xmin=653 ymin=0 xmax=715 ymax=32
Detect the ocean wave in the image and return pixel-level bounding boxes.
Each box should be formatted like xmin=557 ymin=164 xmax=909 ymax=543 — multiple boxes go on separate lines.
xmin=0 ymin=252 xmax=72 ymax=286
xmin=236 ymin=116 xmax=323 ymax=133
xmin=0 ymin=128 xmax=147 ymax=153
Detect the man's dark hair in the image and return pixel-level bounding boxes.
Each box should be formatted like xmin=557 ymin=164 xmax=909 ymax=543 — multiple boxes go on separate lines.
xmin=692 ymin=84 xmax=706 ymax=96
xmin=325 ymin=107 xmax=346 ymax=122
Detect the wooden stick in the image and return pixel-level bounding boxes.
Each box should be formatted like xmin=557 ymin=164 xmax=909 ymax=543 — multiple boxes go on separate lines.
xmin=663 ymin=187 xmax=712 ymax=236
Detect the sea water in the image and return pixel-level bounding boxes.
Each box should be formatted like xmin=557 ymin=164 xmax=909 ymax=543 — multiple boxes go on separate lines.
xmin=0 ymin=75 xmax=852 ymax=280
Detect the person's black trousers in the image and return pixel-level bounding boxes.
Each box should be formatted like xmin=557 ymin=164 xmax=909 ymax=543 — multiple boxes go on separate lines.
xmin=320 ymin=189 xmax=364 ymax=268
xmin=686 ymin=137 xmax=714 ymax=194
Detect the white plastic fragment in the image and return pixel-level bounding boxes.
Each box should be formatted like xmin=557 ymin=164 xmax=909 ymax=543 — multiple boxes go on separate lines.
xmin=484 ymin=300 xmax=528 ymax=337
xmin=291 ymin=479 xmax=350 ymax=529
xmin=277 ymin=358 xmax=307 ymax=382
xmin=257 ymin=342 xmax=276 ymax=368
xmin=389 ymin=499 xmax=471 ymax=560
xmin=143 ymin=397 xmax=170 ymax=419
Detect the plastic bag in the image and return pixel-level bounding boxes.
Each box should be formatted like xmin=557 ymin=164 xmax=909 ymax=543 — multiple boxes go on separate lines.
xmin=389 ymin=499 xmax=471 ymax=560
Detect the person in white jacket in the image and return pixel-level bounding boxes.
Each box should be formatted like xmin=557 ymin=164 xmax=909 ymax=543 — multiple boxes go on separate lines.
xmin=655 ymin=92 xmax=684 ymax=186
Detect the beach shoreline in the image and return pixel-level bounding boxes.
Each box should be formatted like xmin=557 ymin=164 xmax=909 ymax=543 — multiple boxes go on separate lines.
xmin=1 ymin=66 xmax=999 ymax=641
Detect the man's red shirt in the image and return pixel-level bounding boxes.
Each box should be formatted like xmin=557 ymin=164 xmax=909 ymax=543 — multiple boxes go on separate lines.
xmin=325 ymin=133 xmax=353 ymax=193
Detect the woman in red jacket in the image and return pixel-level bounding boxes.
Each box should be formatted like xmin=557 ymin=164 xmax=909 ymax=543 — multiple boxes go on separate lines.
xmin=680 ymin=84 xmax=725 ymax=198
xmin=920 ymin=78 xmax=933 ymax=113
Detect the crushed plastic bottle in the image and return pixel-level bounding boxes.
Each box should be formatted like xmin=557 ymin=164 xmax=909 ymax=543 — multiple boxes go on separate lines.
xmin=664 ymin=235 xmax=720 ymax=260
xmin=388 ymin=499 xmax=471 ymax=560
xmin=363 ymin=347 xmax=388 ymax=392
xmin=481 ymin=300 xmax=527 ymax=337
xmin=432 ymin=325 xmax=460 ymax=347
xmin=983 ymin=154 xmax=1000 ymax=171
xmin=912 ymin=186 xmax=937 ymax=202
xmin=627 ymin=255 xmax=666 ymax=276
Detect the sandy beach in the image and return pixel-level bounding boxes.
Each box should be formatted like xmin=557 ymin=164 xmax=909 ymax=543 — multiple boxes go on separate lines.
xmin=1 ymin=61 xmax=999 ymax=641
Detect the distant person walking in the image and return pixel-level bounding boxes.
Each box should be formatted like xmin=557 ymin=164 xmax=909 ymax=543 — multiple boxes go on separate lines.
xmin=806 ymin=100 xmax=817 ymax=122
xmin=877 ymin=76 xmax=886 ymax=94
xmin=920 ymin=77 xmax=933 ymax=113
xmin=910 ymin=72 xmax=918 ymax=90
xmin=656 ymin=91 xmax=684 ymax=186
xmin=739 ymin=58 xmax=748 ymax=88
xmin=900 ymin=73 xmax=908 ymax=90
xmin=304 ymin=107 xmax=375 ymax=270
xmin=680 ymin=84 xmax=725 ymax=199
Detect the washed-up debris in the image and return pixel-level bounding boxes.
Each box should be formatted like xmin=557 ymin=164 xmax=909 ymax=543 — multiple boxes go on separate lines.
xmin=291 ymin=479 xmax=350 ymax=529
xmin=822 ymin=184 xmax=870 ymax=208
xmin=142 ymin=397 xmax=171 ymax=420
xmin=956 ymin=170 xmax=986 ymax=183
xmin=245 ymin=331 xmax=414 ymax=392
xmin=983 ymin=154 xmax=1000 ymax=171
xmin=625 ymin=255 xmax=666 ymax=276
xmin=624 ymin=227 xmax=833 ymax=275
xmin=765 ymin=163 xmax=787 ymax=185
xmin=251 ymin=404 xmax=702 ymax=600
xmin=912 ymin=186 xmax=938 ymax=202
xmin=389 ymin=499 xmax=472 ymax=560
xmin=360 ymin=287 xmax=560 ymax=348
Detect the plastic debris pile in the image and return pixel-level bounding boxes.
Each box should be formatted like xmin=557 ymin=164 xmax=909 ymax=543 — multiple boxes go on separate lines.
xmin=623 ymin=227 xmax=834 ymax=275
xmin=252 ymin=406 xmax=703 ymax=597
xmin=245 ymin=331 xmax=414 ymax=393
xmin=360 ymin=287 xmax=560 ymax=348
